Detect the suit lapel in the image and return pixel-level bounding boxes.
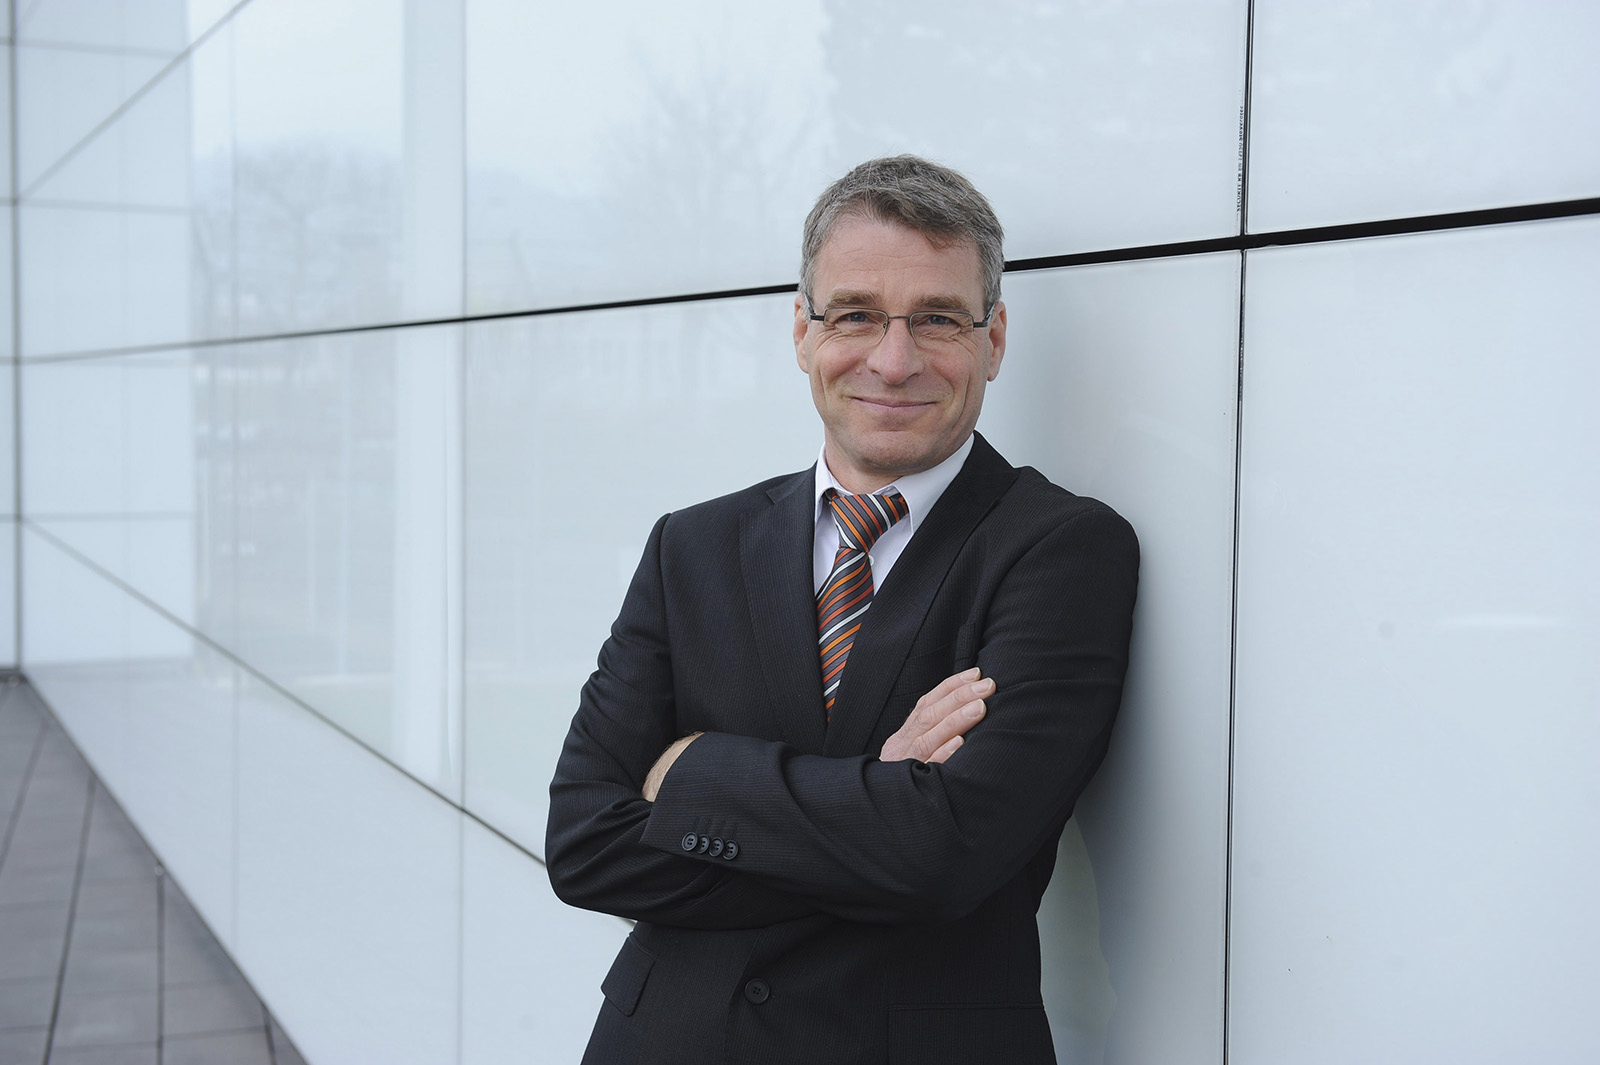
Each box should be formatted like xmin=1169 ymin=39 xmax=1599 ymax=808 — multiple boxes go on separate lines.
xmin=822 ymin=434 xmax=1019 ymax=758
xmin=741 ymin=468 xmax=828 ymax=754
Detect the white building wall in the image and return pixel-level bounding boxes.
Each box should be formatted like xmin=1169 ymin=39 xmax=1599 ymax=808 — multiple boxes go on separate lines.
xmin=9 ymin=1 xmax=1598 ymax=1062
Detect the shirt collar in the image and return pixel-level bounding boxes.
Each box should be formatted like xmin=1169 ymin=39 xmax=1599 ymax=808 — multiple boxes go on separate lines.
xmin=812 ymin=434 xmax=975 ymax=535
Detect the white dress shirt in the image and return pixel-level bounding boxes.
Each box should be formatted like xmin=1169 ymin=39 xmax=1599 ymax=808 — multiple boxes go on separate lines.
xmin=811 ymin=434 xmax=975 ymax=594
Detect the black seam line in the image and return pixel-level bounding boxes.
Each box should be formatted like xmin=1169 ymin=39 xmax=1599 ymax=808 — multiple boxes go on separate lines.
xmin=1223 ymin=2 xmax=1254 ymax=1058
xmin=18 ymin=193 xmax=1600 ymax=366
xmin=1005 ymin=195 xmax=1600 ymax=272
xmin=20 ymin=282 xmax=805 ymax=363
xmin=17 ymin=0 xmax=254 ymax=201
xmin=19 ymin=518 xmax=592 ymax=890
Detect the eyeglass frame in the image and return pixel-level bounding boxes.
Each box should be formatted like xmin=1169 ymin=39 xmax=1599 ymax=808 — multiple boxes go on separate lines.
xmin=803 ymin=295 xmax=996 ymax=344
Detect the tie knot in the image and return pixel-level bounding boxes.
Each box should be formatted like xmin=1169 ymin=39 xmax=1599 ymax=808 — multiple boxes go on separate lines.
xmin=826 ymin=489 xmax=908 ymax=552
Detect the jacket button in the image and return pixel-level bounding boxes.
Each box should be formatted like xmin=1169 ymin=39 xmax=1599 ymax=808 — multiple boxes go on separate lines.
xmin=680 ymin=833 xmax=697 ymax=852
xmin=744 ymin=978 xmax=770 ymax=1004
xmin=696 ymin=835 xmax=710 ymax=854
xmin=722 ymin=841 xmax=739 ymax=860
xmin=708 ymin=838 xmax=724 ymax=857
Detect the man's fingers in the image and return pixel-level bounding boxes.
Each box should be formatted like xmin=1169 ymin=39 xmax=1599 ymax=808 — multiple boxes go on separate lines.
xmin=924 ymin=734 xmax=963 ymax=765
xmin=881 ymin=669 xmax=996 ymax=762
xmin=913 ymin=668 xmax=982 ymax=715
xmin=907 ymin=699 xmax=985 ymax=761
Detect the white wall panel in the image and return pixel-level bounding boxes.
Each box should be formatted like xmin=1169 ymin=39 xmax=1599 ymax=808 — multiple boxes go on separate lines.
xmin=0 ymin=214 xmax=13 ymax=357
xmin=18 ymin=205 xmax=189 ymax=356
xmin=234 ymin=327 xmax=460 ymax=795
xmin=0 ymin=522 xmax=15 ymax=668
xmin=21 ymin=357 xmax=123 ymax=516
xmin=14 ymin=44 xmax=168 ymax=193
xmin=987 ymin=255 xmax=1239 ymax=1064
xmin=17 ymin=0 xmax=189 ymax=53
xmin=115 ymin=604 xmax=236 ymax=945
xmin=0 ymin=358 xmax=14 ymax=513
xmin=232 ymin=0 xmax=463 ymax=335
xmin=460 ymin=818 xmax=627 ymax=1065
xmin=1250 ymin=1 xmax=1600 ymax=231
xmin=466 ymin=0 xmax=1246 ymax=313
xmin=22 ymin=528 xmax=130 ymax=821
xmin=22 ymin=353 xmax=198 ymax=628
xmin=28 ymin=44 xmax=195 ymax=210
xmin=0 ymin=48 xmax=12 ymax=200
xmin=235 ymin=672 xmax=461 ymax=1065
xmin=461 ymin=294 xmax=817 ymax=853
xmin=1231 ymin=217 xmax=1600 ymax=1063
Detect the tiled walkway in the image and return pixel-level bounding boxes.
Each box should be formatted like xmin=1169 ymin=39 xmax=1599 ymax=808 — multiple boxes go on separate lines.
xmin=0 ymin=677 xmax=308 ymax=1065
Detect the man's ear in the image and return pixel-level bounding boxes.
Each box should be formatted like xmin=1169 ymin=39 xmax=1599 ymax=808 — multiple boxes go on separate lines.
xmin=794 ymin=294 xmax=812 ymax=373
xmin=984 ymin=300 xmax=1007 ymax=381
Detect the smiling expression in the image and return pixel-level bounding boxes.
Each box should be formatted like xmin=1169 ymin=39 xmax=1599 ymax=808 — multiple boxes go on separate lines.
xmin=794 ymin=215 xmax=1007 ymax=494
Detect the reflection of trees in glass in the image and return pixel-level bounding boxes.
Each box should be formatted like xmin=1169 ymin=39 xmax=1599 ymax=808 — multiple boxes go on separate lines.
xmin=469 ymin=62 xmax=826 ymax=310
xmin=822 ymin=0 xmax=1237 ymax=253
xmin=195 ymin=335 xmax=399 ymax=745
xmin=230 ymin=143 xmax=403 ymax=333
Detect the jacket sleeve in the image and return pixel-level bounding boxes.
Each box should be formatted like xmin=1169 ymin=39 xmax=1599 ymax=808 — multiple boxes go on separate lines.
xmin=545 ymin=513 xmax=821 ymax=929
xmin=638 ymin=504 xmax=1140 ymax=925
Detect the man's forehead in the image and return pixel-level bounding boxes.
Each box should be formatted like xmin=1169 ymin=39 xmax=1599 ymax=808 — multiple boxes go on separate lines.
xmin=812 ymin=217 xmax=985 ymax=307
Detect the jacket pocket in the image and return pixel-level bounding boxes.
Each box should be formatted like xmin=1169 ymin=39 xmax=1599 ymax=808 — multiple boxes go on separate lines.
xmin=599 ymin=934 xmax=655 ymax=1017
xmin=887 ymin=1003 xmax=1054 ymax=1064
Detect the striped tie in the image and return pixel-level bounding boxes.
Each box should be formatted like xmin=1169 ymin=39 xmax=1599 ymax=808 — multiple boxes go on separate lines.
xmin=818 ymin=488 xmax=908 ymax=720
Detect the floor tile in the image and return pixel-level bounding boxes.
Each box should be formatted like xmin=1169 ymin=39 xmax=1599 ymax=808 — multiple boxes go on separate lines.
xmin=0 ymin=978 xmax=57 ymax=1030
xmin=43 ymin=1044 xmax=157 ymax=1065
xmin=0 ymin=1026 xmax=48 ymax=1065
xmin=162 ymin=1029 xmax=271 ymax=1065
xmin=70 ymin=882 xmax=157 ymax=923
xmin=58 ymin=948 xmax=159 ymax=996
xmin=162 ymin=980 xmax=263 ymax=1038
xmin=1 ymin=683 xmax=305 ymax=1065
xmin=49 ymin=990 xmax=158 ymax=1049
xmin=0 ymin=867 xmax=78 ymax=909
xmin=0 ymin=905 xmax=69 ymax=982
xmin=59 ymin=913 xmax=157 ymax=955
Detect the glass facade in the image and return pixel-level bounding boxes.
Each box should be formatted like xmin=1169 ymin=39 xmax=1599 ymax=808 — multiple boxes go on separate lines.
xmin=8 ymin=1 xmax=1599 ymax=1062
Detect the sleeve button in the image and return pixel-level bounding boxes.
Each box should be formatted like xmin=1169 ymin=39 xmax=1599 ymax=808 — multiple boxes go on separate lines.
xmin=680 ymin=833 xmax=698 ymax=852
xmin=722 ymin=841 xmax=739 ymax=860
xmin=708 ymin=838 xmax=724 ymax=857
xmin=696 ymin=835 xmax=710 ymax=854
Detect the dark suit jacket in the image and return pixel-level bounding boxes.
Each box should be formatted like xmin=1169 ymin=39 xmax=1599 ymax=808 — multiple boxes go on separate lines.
xmin=546 ymin=433 xmax=1139 ymax=1065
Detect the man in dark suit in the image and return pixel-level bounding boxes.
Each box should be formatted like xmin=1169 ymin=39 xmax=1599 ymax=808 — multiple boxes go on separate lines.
xmin=547 ymin=155 xmax=1139 ymax=1064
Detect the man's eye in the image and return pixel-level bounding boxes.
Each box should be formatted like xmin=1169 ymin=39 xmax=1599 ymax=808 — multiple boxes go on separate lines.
xmin=921 ymin=314 xmax=956 ymax=328
xmin=838 ymin=311 xmax=874 ymax=324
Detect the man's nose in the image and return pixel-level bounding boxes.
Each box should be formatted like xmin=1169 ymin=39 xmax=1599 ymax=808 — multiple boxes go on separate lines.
xmin=866 ymin=317 xmax=921 ymax=383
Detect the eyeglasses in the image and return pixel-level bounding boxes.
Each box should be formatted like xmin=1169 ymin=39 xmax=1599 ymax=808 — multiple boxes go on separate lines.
xmin=806 ymin=300 xmax=992 ymax=345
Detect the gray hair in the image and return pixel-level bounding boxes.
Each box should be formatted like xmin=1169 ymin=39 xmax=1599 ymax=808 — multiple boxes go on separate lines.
xmin=800 ymin=155 xmax=1005 ymax=312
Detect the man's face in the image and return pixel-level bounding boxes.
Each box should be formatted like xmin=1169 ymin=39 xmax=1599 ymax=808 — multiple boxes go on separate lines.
xmin=794 ymin=215 xmax=1007 ymax=494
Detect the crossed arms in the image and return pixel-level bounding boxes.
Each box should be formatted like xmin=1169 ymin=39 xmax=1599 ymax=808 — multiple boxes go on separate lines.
xmin=545 ymin=496 xmax=1138 ymax=928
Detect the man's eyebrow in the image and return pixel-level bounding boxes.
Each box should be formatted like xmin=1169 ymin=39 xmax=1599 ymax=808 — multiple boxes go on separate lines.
xmin=821 ymin=289 xmax=881 ymax=308
xmin=820 ymin=290 xmax=979 ymax=313
xmin=913 ymin=293 xmax=979 ymax=313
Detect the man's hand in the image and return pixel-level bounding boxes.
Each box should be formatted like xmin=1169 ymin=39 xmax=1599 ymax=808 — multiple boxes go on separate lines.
xmin=880 ymin=668 xmax=994 ymax=764
xmin=643 ymin=732 xmax=704 ymax=801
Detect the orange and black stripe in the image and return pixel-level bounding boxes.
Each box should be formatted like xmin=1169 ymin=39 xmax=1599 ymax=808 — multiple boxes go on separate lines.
xmin=818 ymin=488 xmax=908 ymax=720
